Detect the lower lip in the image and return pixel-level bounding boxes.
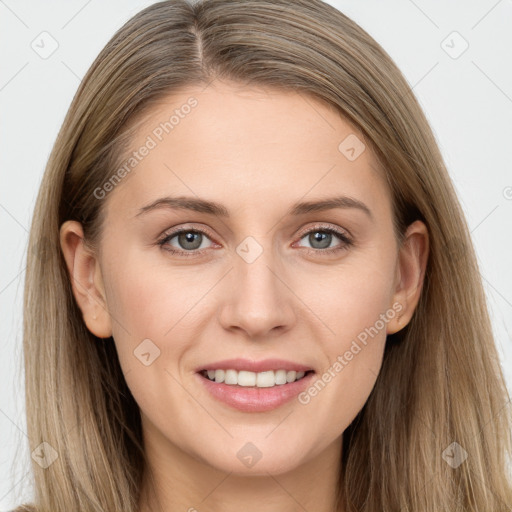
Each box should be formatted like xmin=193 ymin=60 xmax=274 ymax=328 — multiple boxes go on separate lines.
xmin=196 ymin=371 xmax=315 ymax=412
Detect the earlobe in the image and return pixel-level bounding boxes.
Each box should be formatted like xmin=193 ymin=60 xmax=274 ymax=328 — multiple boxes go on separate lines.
xmin=59 ymin=220 xmax=112 ymax=339
xmin=387 ymin=220 xmax=429 ymax=335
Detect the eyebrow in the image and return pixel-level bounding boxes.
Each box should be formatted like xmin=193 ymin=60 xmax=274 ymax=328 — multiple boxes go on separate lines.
xmin=136 ymin=195 xmax=373 ymax=221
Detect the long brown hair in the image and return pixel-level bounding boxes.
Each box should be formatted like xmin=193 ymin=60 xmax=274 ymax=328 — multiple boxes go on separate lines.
xmin=15 ymin=0 xmax=512 ymax=510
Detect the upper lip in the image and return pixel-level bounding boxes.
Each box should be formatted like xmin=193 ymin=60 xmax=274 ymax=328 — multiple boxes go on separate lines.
xmin=196 ymin=358 xmax=314 ymax=373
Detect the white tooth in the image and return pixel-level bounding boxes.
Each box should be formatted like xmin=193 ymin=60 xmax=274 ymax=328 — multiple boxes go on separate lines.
xmin=256 ymin=370 xmax=276 ymax=387
xmin=207 ymin=368 xmax=306 ymax=386
xmin=237 ymin=370 xmax=256 ymax=387
xmin=275 ymin=369 xmax=287 ymax=385
xmin=286 ymin=370 xmax=297 ymax=383
xmin=224 ymin=369 xmax=238 ymax=385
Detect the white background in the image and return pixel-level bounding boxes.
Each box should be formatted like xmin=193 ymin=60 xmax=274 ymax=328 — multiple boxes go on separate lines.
xmin=1 ymin=0 xmax=511 ymax=509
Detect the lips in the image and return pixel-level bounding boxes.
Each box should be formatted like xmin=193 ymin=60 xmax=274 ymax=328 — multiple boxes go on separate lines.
xmin=194 ymin=359 xmax=316 ymax=412
xmin=196 ymin=369 xmax=316 ymax=412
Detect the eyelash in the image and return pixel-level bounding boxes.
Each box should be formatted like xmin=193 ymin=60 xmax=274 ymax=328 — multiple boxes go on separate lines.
xmin=157 ymin=224 xmax=353 ymax=258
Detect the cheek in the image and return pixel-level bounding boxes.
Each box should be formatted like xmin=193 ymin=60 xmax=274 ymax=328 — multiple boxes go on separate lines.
xmin=312 ymin=250 xmax=397 ymax=348
xmin=101 ymin=249 xmax=214 ymax=374
xmin=298 ymin=248 xmax=396 ymax=421
xmin=103 ymin=247 xmax=200 ymax=332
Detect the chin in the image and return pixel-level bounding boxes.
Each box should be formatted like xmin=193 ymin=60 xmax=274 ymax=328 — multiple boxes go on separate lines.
xmin=196 ymin=442 xmax=308 ymax=476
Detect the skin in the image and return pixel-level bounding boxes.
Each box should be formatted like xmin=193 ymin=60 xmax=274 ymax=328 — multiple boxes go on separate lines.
xmin=60 ymin=79 xmax=428 ymax=512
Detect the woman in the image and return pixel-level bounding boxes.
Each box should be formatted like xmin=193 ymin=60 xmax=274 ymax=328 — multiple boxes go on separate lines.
xmin=14 ymin=0 xmax=512 ymax=510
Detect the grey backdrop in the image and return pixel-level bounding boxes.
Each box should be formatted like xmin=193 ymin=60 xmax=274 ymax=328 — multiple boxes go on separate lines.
xmin=1 ymin=0 xmax=511 ymax=508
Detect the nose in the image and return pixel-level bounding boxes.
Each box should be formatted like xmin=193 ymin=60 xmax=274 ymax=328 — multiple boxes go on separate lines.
xmin=217 ymin=242 xmax=297 ymax=339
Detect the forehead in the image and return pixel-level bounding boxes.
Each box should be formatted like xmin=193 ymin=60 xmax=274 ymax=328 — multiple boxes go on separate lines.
xmin=104 ymin=80 xmax=391 ymax=222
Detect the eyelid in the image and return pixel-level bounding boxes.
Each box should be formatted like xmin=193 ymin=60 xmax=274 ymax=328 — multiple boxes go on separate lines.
xmin=295 ymin=222 xmax=352 ymax=241
xmin=158 ymin=223 xmax=216 ymax=241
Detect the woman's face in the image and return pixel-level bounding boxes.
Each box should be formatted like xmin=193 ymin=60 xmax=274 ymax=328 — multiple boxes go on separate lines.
xmin=62 ymin=79 xmax=427 ymax=476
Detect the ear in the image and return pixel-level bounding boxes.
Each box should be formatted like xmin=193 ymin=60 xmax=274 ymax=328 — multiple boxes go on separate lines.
xmin=59 ymin=220 xmax=112 ymax=338
xmin=387 ymin=220 xmax=429 ymax=335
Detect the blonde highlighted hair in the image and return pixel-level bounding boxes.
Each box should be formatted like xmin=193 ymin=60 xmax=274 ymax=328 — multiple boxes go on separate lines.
xmin=14 ymin=0 xmax=512 ymax=510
